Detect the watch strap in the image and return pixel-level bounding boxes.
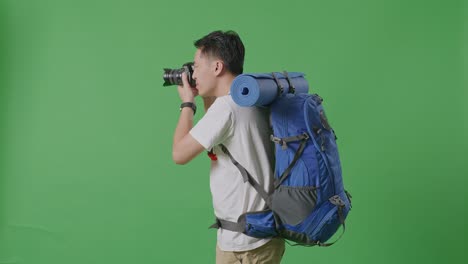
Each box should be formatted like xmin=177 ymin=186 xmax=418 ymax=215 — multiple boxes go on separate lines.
xmin=180 ymin=102 xmax=196 ymax=115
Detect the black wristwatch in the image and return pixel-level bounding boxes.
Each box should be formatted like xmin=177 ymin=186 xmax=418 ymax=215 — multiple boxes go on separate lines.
xmin=180 ymin=102 xmax=197 ymax=115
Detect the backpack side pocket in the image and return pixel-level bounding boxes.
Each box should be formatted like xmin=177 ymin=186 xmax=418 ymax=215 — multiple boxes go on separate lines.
xmin=242 ymin=210 xmax=277 ymax=238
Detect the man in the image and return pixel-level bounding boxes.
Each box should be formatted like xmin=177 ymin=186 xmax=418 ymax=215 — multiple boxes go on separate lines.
xmin=172 ymin=30 xmax=285 ymax=264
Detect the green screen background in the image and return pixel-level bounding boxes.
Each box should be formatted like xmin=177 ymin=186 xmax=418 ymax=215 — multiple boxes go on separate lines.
xmin=1 ymin=0 xmax=467 ymax=263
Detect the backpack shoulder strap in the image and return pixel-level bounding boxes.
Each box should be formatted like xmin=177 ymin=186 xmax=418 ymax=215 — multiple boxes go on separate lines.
xmin=209 ymin=145 xmax=272 ymax=233
xmin=219 ymin=144 xmax=272 ymax=208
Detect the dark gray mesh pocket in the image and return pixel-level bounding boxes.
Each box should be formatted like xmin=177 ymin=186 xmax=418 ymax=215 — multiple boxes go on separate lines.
xmin=271 ymin=186 xmax=318 ymax=226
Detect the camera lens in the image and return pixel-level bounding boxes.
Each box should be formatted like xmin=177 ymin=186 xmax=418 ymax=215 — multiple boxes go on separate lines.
xmin=162 ymin=62 xmax=195 ymax=87
xmin=163 ymin=68 xmax=184 ymax=86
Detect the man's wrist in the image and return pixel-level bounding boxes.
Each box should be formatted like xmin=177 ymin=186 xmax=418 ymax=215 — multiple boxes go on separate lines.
xmin=180 ymin=102 xmax=197 ymax=115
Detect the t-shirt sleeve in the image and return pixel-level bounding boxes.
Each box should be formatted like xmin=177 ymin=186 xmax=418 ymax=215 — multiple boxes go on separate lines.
xmin=189 ymin=98 xmax=234 ymax=150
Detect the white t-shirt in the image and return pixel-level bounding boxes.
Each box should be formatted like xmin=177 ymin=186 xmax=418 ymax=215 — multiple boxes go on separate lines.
xmin=190 ymin=95 xmax=275 ymax=251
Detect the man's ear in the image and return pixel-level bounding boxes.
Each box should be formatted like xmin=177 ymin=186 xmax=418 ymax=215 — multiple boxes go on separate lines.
xmin=213 ymin=60 xmax=224 ymax=76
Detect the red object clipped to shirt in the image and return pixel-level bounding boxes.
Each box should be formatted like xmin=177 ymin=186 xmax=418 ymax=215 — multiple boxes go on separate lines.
xmin=207 ymin=149 xmax=217 ymax=161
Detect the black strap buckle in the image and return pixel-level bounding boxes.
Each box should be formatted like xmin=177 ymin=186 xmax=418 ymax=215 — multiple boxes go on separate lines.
xmin=271 ymin=72 xmax=284 ymax=96
xmin=283 ymin=71 xmax=295 ymax=94
xmin=209 ymin=218 xmax=221 ymax=229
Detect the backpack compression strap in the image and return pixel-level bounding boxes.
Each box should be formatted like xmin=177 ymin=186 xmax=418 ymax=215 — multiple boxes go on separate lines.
xmin=316 ymin=195 xmax=347 ymax=247
xmin=271 ymin=71 xmax=296 ymax=95
xmin=209 ymin=145 xmax=272 ymax=232
xmin=271 ymin=132 xmax=310 ymax=188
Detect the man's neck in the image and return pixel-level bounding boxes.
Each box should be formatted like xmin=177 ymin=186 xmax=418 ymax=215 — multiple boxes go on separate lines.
xmin=214 ymin=75 xmax=235 ymax=97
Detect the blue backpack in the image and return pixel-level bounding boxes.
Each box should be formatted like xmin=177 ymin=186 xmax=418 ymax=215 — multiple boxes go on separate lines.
xmin=211 ymin=72 xmax=352 ymax=246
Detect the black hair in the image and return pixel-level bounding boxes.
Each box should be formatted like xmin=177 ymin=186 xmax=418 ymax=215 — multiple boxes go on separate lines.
xmin=194 ymin=30 xmax=245 ymax=75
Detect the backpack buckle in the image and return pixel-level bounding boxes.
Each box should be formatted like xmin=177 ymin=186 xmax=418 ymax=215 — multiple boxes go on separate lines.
xmin=271 ymin=72 xmax=284 ymax=96
xmin=270 ymin=135 xmax=288 ymax=150
xmin=329 ymin=195 xmax=345 ymax=207
xmin=283 ymin=71 xmax=296 ymax=94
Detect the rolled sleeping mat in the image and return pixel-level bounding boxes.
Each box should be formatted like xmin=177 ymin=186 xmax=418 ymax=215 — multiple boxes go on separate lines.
xmin=230 ymin=72 xmax=309 ymax=107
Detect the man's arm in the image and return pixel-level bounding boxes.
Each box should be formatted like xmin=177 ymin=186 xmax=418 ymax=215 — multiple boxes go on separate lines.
xmin=172 ymin=73 xmax=205 ymax=165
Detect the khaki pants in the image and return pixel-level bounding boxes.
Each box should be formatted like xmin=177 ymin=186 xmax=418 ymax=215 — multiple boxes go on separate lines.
xmin=216 ymin=238 xmax=285 ymax=264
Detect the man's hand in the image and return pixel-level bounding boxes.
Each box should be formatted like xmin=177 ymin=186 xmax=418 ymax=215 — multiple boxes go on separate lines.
xmin=177 ymin=72 xmax=198 ymax=102
xmin=172 ymin=72 xmax=204 ymax=165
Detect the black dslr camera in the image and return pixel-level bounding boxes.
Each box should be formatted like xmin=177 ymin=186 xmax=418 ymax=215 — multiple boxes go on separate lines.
xmin=162 ymin=62 xmax=196 ymax=87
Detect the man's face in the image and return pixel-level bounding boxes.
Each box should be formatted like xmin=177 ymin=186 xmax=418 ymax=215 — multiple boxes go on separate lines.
xmin=192 ymin=49 xmax=216 ymax=97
